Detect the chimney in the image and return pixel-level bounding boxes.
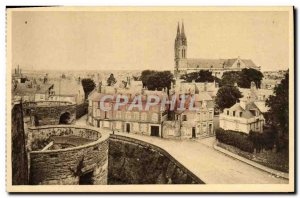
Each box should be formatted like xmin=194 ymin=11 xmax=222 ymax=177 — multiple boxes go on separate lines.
xmin=250 ymin=81 xmax=256 ymax=91
xmin=204 ymin=81 xmax=207 ymax=91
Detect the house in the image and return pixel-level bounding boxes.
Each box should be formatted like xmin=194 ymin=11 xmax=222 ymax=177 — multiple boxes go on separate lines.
xmin=12 ymin=81 xmax=54 ymax=102
xmin=173 ymin=78 xmax=219 ymax=99
xmin=239 ymin=81 xmax=274 ymax=102
xmin=48 ymin=78 xmax=85 ymax=104
xmin=163 ymin=93 xmax=215 ymax=139
xmin=219 ymin=99 xmax=268 ymax=134
xmin=260 ymin=78 xmax=281 ymax=90
xmin=87 ymin=83 xmax=168 ymax=137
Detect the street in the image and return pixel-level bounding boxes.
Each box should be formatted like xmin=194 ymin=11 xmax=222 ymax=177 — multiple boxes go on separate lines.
xmin=75 ymin=115 xmax=288 ymax=184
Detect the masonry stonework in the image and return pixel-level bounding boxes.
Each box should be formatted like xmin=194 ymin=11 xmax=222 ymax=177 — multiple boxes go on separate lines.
xmin=11 ymin=100 xmax=29 ymax=185
xmin=28 ymin=126 xmax=109 ymax=185
xmin=108 ymin=135 xmax=204 ymax=184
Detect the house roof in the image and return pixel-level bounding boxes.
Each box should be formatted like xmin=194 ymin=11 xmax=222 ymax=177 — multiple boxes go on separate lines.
xmin=254 ymin=101 xmax=270 ymax=113
xmin=51 ymin=79 xmax=83 ymax=96
xmin=13 ymin=82 xmax=53 ymax=96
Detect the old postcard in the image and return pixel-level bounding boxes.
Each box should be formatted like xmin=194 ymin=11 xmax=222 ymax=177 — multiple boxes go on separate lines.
xmin=6 ymin=6 xmax=294 ymax=192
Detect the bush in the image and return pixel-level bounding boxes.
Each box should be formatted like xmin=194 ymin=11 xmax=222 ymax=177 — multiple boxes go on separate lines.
xmin=216 ymin=128 xmax=254 ymax=153
xmin=249 ymin=129 xmax=275 ymax=152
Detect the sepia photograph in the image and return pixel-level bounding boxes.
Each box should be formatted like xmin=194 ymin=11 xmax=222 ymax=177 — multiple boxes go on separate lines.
xmin=6 ymin=6 xmax=294 ymax=192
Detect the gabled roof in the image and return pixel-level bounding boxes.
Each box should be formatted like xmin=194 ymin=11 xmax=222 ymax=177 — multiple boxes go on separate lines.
xmin=186 ymin=58 xmax=259 ymax=70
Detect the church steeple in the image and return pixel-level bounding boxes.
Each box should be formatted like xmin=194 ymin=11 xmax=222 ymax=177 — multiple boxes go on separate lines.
xmin=181 ymin=22 xmax=187 ymax=45
xmin=176 ymin=22 xmax=181 ymax=37
xmin=181 ymin=22 xmax=185 ymax=38
xmin=174 ymin=21 xmax=188 ymax=78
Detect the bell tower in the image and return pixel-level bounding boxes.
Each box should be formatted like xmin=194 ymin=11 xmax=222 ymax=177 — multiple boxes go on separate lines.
xmin=174 ymin=22 xmax=187 ymax=77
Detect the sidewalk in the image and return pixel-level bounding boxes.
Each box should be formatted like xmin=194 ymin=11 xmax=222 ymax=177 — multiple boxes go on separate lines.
xmin=213 ymin=143 xmax=289 ymax=180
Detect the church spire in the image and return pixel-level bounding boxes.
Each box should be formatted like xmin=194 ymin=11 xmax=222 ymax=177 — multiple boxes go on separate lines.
xmin=176 ymin=22 xmax=181 ymax=38
xmin=181 ymin=21 xmax=186 ymax=39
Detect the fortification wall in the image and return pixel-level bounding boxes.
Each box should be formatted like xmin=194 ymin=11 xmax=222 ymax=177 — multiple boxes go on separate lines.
xmin=108 ymin=135 xmax=204 ymax=184
xmin=28 ymin=126 xmax=109 ymax=185
xmin=28 ymin=102 xmax=76 ymax=126
xmin=11 ymin=101 xmax=28 ymax=185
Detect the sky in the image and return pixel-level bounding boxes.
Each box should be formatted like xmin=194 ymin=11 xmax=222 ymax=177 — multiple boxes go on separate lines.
xmin=11 ymin=10 xmax=290 ymax=71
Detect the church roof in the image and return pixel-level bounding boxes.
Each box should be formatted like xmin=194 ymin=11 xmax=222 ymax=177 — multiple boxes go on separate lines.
xmin=186 ymin=58 xmax=259 ymax=70
xmin=187 ymin=59 xmax=225 ymax=69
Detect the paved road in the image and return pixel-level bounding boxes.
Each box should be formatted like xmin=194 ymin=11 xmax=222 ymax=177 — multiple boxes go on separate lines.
xmin=75 ymin=114 xmax=88 ymax=126
xmin=113 ymin=132 xmax=288 ymax=184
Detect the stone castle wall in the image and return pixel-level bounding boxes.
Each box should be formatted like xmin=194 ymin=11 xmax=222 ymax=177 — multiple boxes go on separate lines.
xmin=27 ymin=101 xmax=76 ymax=126
xmin=11 ymin=101 xmax=28 ymax=185
xmin=28 ymin=126 xmax=109 ymax=185
xmin=108 ymin=135 xmax=204 ymax=184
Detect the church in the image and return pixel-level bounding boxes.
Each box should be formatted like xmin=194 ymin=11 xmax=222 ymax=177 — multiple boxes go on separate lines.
xmin=174 ymin=22 xmax=261 ymax=79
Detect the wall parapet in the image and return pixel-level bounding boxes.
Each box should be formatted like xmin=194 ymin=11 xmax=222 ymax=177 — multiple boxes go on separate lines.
xmin=29 ymin=125 xmax=110 ymax=185
xmin=109 ymin=134 xmax=204 ymax=184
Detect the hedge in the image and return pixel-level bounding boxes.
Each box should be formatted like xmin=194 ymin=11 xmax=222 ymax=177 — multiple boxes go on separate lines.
xmin=216 ymin=128 xmax=254 ymax=153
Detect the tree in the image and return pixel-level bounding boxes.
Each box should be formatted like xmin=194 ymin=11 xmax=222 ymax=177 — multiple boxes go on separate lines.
xmin=239 ymin=68 xmax=264 ymax=88
xmin=215 ymin=86 xmax=243 ymax=112
xmin=81 ymin=78 xmax=96 ymax=99
xmin=141 ymin=70 xmax=174 ymax=91
xmin=220 ymin=71 xmax=241 ymax=86
xmin=220 ymin=68 xmax=263 ymax=88
xmin=140 ymin=70 xmax=155 ymax=87
xmin=107 ymin=73 xmax=117 ymax=86
xmin=265 ymin=71 xmax=289 ymax=151
xmin=181 ymin=70 xmax=216 ymax=83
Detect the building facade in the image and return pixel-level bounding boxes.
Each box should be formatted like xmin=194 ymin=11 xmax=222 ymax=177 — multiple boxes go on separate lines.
xmin=163 ymin=93 xmax=215 ymax=139
xmin=87 ymin=84 xmax=168 ymax=137
xmin=219 ymin=100 xmax=267 ymax=134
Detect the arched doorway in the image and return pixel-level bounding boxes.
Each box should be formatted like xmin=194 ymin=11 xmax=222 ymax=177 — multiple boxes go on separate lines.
xmin=59 ymin=112 xmax=71 ymax=124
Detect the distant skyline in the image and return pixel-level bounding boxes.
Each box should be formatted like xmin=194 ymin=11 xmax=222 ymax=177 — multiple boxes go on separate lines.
xmin=11 ymin=10 xmax=290 ymax=71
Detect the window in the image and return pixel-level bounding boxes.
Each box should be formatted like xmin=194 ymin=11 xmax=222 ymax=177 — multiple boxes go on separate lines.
xmin=115 ymin=122 xmax=122 ymax=129
xmin=239 ymin=112 xmax=242 ymax=117
xmin=133 ymin=123 xmax=139 ymax=132
xmin=125 ymin=112 xmax=131 ymax=120
xmin=116 ymin=111 xmax=122 ymax=119
xmin=141 ymin=112 xmax=147 ymax=121
xmin=104 ymin=111 xmax=108 ymax=119
xmin=233 ymin=111 xmax=236 ymax=117
xmin=182 ymin=115 xmax=187 ymax=121
xmin=152 ymin=113 xmax=159 ymax=122
xmin=168 ymin=129 xmax=175 ymax=136
xmin=227 ymin=110 xmax=229 ymax=115
xmin=209 ymin=111 xmax=213 ymax=119
xmin=103 ymin=121 xmax=110 ymax=128
xmin=141 ymin=124 xmax=147 ymax=133
xmin=134 ymin=112 xmax=139 ymax=120
xmin=96 ymin=109 xmax=101 ymax=117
